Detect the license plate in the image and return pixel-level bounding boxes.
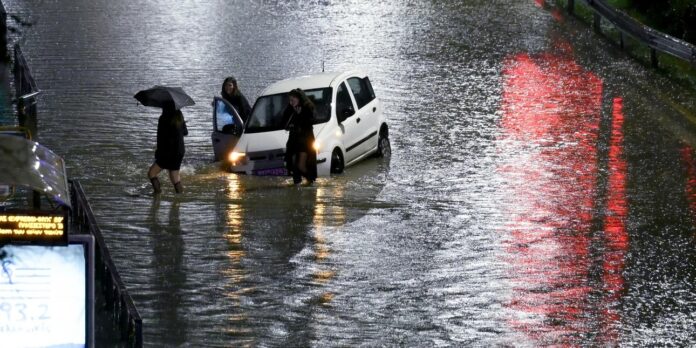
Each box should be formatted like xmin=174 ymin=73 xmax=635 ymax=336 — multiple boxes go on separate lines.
xmin=253 ymin=167 xmax=288 ymax=176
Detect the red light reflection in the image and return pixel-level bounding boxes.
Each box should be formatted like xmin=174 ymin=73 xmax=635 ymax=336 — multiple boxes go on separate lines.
xmin=500 ymin=46 xmax=628 ymax=345
xmin=600 ymin=97 xmax=628 ymax=342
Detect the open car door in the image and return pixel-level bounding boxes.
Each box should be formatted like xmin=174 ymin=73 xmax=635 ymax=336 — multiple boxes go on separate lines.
xmin=211 ymin=97 xmax=244 ymax=162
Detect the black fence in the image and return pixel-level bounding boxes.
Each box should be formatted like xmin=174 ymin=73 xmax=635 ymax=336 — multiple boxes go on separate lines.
xmin=0 ymin=1 xmax=11 ymax=124
xmin=565 ymin=0 xmax=696 ymax=68
xmin=70 ymin=180 xmax=143 ymax=347
xmin=13 ymin=44 xmax=39 ymax=136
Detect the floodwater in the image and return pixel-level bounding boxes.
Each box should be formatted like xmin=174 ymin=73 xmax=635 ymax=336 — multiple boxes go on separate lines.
xmin=3 ymin=0 xmax=696 ymax=346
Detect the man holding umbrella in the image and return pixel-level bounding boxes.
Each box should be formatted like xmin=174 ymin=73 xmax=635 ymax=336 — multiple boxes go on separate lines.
xmin=135 ymin=86 xmax=194 ymax=194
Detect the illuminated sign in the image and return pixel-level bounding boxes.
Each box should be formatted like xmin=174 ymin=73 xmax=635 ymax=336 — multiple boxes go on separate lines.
xmin=0 ymin=211 xmax=67 ymax=244
xmin=0 ymin=235 xmax=94 ymax=347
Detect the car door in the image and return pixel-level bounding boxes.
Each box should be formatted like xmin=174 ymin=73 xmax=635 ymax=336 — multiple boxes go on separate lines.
xmin=335 ymin=81 xmax=362 ymax=164
xmin=346 ymin=76 xmax=380 ymax=157
xmin=211 ymin=97 xmax=244 ymax=161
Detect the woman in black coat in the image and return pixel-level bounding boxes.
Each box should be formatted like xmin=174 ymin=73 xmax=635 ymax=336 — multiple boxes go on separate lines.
xmin=148 ymin=102 xmax=188 ymax=194
xmin=284 ymin=88 xmax=317 ymax=185
xmin=221 ymin=76 xmax=252 ymax=124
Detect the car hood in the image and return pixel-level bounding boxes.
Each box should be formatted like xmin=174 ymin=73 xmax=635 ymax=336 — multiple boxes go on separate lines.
xmin=234 ymin=123 xmax=328 ymax=153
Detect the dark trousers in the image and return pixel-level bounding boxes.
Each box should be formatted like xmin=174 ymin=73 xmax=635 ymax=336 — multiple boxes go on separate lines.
xmin=290 ymin=153 xmax=305 ymax=184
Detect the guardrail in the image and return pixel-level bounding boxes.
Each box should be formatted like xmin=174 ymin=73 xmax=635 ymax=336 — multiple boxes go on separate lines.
xmin=13 ymin=44 xmax=40 ymax=132
xmin=0 ymin=1 xmax=11 ymax=126
xmin=70 ymin=180 xmax=143 ymax=347
xmin=564 ymin=0 xmax=696 ymax=68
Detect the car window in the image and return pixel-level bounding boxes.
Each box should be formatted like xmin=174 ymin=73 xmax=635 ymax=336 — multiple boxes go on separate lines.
xmin=347 ymin=77 xmax=376 ymax=109
xmin=336 ymin=83 xmax=355 ymax=116
xmin=246 ymin=87 xmax=332 ymax=133
xmin=304 ymin=88 xmax=332 ymax=124
xmin=214 ymin=99 xmax=237 ymax=132
xmin=246 ymin=93 xmax=287 ymax=133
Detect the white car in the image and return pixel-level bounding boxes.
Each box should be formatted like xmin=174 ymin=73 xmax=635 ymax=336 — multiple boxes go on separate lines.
xmin=213 ymin=70 xmax=390 ymax=176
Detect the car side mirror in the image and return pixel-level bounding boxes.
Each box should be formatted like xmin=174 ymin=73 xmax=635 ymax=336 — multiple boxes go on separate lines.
xmin=338 ymin=106 xmax=354 ymax=123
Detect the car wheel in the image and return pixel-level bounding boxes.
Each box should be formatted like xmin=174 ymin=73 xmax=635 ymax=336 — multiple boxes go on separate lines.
xmin=376 ymin=133 xmax=391 ymax=158
xmin=330 ymin=148 xmax=344 ymax=174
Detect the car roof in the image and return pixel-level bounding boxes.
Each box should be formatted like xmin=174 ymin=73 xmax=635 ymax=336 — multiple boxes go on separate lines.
xmin=260 ymin=70 xmax=367 ymax=96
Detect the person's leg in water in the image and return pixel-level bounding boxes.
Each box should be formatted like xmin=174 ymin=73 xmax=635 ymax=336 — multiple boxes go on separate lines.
xmin=297 ymin=152 xmax=314 ymax=185
xmin=169 ymin=170 xmax=183 ymax=193
xmin=148 ymin=163 xmax=163 ymax=194
xmin=292 ymin=154 xmax=303 ymax=185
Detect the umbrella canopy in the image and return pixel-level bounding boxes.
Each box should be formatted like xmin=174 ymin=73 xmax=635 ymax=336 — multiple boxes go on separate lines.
xmin=134 ymin=85 xmax=195 ymax=110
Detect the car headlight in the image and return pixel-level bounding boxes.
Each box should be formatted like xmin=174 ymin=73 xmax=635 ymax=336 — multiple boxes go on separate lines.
xmin=228 ymin=151 xmax=246 ymax=163
xmin=313 ymin=140 xmax=321 ymax=152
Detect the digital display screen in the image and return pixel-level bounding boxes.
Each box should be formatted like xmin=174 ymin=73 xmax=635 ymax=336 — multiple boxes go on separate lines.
xmin=0 ymin=212 xmax=67 ymax=244
xmin=0 ymin=243 xmax=87 ymax=347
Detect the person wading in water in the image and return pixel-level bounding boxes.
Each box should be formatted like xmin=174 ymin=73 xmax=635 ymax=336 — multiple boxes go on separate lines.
xmin=148 ymin=101 xmax=188 ymax=194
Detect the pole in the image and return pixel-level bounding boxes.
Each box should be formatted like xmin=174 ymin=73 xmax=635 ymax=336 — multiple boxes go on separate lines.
xmin=650 ymin=48 xmax=659 ymax=68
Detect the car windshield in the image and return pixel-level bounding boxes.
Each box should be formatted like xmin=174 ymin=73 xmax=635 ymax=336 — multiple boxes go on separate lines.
xmin=245 ymin=87 xmax=332 ymax=133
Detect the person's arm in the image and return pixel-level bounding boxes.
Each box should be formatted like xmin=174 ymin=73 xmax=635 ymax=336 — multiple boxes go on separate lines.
xmin=282 ymin=106 xmax=294 ymax=130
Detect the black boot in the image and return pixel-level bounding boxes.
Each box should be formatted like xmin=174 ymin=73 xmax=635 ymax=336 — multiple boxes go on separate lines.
xmin=150 ymin=177 xmax=162 ymax=194
xmin=174 ymin=181 xmax=183 ymax=194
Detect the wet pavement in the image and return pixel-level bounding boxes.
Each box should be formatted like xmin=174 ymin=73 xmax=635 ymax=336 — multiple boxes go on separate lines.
xmin=3 ymin=0 xmax=696 ymax=346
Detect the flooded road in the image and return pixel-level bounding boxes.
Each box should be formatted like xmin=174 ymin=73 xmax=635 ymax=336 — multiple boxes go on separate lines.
xmin=4 ymin=0 xmax=696 ymax=346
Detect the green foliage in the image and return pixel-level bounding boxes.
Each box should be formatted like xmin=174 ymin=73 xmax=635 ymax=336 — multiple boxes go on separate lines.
xmin=606 ymin=0 xmax=632 ymax=9
xmin=552 ymin=0 xmax=696 ymax=92
xmin=618 ymin=0 xmax=696 ymax=44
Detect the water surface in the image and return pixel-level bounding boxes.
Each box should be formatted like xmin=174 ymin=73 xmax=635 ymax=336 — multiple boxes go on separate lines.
xmin=3 ymin=0 xmax=696 ymax=346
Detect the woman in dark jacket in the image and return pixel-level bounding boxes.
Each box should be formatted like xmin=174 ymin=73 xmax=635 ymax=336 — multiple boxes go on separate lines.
xmin=148 ymin=102 xmax=188 ymax=194
xmin=221 ymin=76 xmax=252 ymax=124
xmin=284 ymin=88 xmax=317 ymax=185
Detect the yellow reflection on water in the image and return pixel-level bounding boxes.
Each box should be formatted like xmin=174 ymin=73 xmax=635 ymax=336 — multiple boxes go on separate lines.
xmin=222 ymin=174 xmax=251 ymax=332
xmin=312 ymin=185 xmax=337 ymax=304
xmin=318 ymin=292 xmax=334 ymax=306
xmin=315 ymin=242 xmax=331 ymax=261
xmin=313 ymin=270 xmax=336 ymax=285
xmin=225 ymin=174 xmax=244 ymax=237
xmin=313 ymin=182 xmax=347 ymax=227
xmin=313 ymin=187 xmax=331 ymax=262
xmin=226 ymin=173 xmax=244 ymax=200
xmin=313 ymin=186 xmax=326 ymax=226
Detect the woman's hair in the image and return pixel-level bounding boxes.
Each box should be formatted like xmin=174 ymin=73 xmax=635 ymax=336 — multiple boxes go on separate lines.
xmin=222 ymin=76 xmax=239 ymax=96
xmin=288 ymin=88 xmax=314 ymax=111
xmin=171 ymin=110 xmax=184 ymax=128
xmin=162 ymin=102 xmax=184 ymax=128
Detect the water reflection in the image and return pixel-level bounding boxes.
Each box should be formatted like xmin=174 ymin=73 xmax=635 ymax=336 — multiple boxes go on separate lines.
xmin=148 ymin=199 xmax=187 ymax=346
xmin=599 ymin=97 xmax=628 ymax=342
xmin=220 ymin=177 xmax=317 ymax=346
xmin=210 ymin=156 xmax=386 ymax=345
xmin=499 ymin=40 xmax=628 ymax=345
xmin=219 ymin=174 xmax=253 ymax=343
xmin=15 ymin=0 xmax=696 ymax=344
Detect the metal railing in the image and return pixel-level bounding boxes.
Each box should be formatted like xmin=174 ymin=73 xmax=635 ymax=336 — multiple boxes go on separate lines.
xmin=565 ymin=0 xmax=696 ymax=68
xmin=13 ymin=44 xmax=40 ymax=136
xmin=0 ymin=0 xmax=11 ymax=126
xmin=70 ymin=180 xmax=143 ymax=347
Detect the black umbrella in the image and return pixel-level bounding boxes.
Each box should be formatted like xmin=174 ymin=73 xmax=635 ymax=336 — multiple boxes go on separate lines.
xmin=134 ymin=85 xmax=195 ymax=110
